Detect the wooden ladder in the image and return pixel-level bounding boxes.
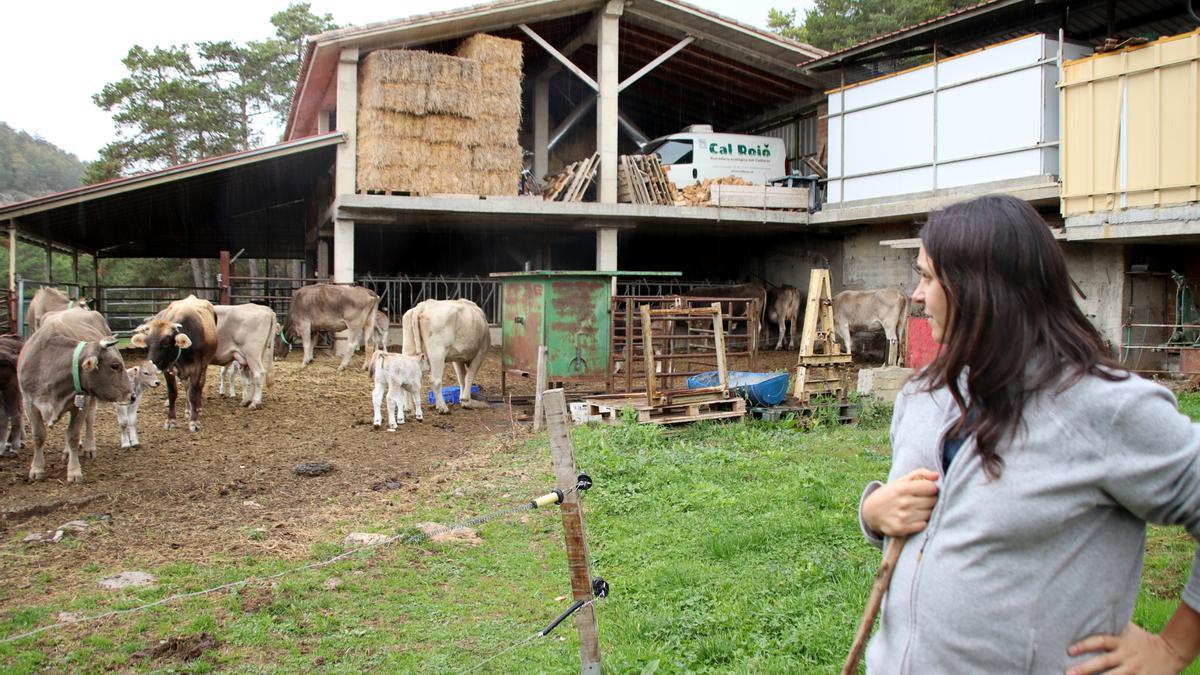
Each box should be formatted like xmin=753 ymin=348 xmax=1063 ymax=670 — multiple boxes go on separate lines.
xmin=792 ymin=268 xmax=852 ymax=403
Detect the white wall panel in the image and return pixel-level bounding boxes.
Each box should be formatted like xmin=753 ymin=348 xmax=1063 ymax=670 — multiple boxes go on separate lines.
xmin=844 ymin=94 xmax=934 ymax=175
xmin=844 ymin=67 xmax=934 ymax=110
xmin=844 ymin=166 xmax=933 ymax=201
xmin=937 ymin=68 xmax=1044 ymax=161
xmin=938 ymin=150 xmax=1043 ymax=189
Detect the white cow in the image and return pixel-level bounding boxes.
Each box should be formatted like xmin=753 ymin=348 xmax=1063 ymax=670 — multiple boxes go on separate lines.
xmin=833 ymin=288 xmax=910 ymax=366
xmin=116 ymin=363 xmax=161 ymax=449
xmin=212 ymin=304 xmax=276 ymax=409
xmin=402 ymin=299 xmax=490 ymax=414
xmin=369 ymin=351 xmax=426 ymax=430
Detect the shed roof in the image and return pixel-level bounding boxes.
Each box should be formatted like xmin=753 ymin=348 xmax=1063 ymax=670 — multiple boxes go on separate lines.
xmin=0 ymin=133 xmax=342 ymax=259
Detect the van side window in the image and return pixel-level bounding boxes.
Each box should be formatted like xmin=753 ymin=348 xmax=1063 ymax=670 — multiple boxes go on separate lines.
xmin=645 ymin=139 xmax=694 ymax=165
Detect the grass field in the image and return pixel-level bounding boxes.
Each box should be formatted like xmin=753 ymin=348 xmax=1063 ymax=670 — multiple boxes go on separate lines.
xmin=1 ymin=394 xmax=1197 ymax=672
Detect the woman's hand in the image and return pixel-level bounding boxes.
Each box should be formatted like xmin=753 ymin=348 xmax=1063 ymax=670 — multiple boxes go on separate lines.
xmin=1066 ymin=622 xmax=1189 ymax=674
xmin=862 ymin=468 xmax=940 ymax=537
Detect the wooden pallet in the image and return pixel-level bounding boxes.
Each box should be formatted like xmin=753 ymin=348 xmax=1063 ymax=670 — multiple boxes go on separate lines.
xmin=584 ymin=394 xmax=746 ymax=425
xmin=542 ymin=153 xmax=599 ymax=202
xmin=617 ymin=155 xmax=677 ymax=205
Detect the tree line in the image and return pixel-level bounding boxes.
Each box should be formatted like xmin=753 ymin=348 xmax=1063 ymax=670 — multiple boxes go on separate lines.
xmin=768 ymin=0 xmax=980 ymax=52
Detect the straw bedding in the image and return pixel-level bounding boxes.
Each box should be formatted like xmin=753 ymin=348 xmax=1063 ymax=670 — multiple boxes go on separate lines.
xmin=357 ymin=33 xmax=523 ymax=196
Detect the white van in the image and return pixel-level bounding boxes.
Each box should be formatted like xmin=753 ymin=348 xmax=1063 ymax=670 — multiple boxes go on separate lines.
xmin=641 ymin=125 xmax=786 ymax=186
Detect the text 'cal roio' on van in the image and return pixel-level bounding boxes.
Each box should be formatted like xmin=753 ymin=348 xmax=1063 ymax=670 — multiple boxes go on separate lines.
xmin=640 ymin=124 xmax=786 ymax=186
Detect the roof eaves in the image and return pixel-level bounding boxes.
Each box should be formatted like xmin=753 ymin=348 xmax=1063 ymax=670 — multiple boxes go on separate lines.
xmin=798 ymin=0 xmax=1019 ymax=69
xmin=0 ymin=132 xmax=344 ymax=221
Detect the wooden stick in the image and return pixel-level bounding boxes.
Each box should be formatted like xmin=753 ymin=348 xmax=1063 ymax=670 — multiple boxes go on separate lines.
xmin=842 ymin=535 xmax=907 ymax=675
xmin=533 ymin=345 xmax=549 ymax=432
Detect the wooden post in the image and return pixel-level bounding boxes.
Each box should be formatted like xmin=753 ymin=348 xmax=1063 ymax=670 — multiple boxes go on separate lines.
xmin=71 ymin=250 xmax=79 ymax=287
xmin=44 ymin=243 xmax=52 ymax=282
xmin=219 ymin=250 xmax=231 ymax=305
xmin=5 ymin=224 xmax=14 ymax=330
xmin=640 ymin=304 xmax=657 ymax=405
xmin=543 ymin=389 xmax=602 ymax=674
xmin=92 ymin=253 xmax=102 ymax=314
xmin=533 ymin=345 xmax=549 ymax=432
xmin=711 ymin=302 xmax=728 ymax=394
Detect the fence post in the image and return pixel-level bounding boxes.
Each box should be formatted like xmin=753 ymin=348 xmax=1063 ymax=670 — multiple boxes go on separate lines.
xmin=16 ymin=277 xmax=25 ymax=338
xmin=533 ymin=345 xmax=549 ymax=432
xmin=219 ymin=250 xmax=231 ymax=305
xmin=544 ymin=389 xmax=602 ymax=674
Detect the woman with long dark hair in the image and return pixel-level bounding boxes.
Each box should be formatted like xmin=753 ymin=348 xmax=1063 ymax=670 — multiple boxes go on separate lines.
xmin=858 ymin=195 xmax=1200 ymax=673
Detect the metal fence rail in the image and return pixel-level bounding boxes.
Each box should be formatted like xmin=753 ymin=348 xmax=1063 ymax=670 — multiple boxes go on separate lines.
xmin=359 ymin=276 xmax=502 ymax=325
xmin=96 ymin=286 xmax=220 ymax=334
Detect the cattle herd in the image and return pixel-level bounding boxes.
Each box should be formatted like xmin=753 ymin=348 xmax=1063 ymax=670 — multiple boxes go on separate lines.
xmin=0 ymin=280 xmax=908 ymax=484
xmin=0 ymin=284 xmax=494 ymax=484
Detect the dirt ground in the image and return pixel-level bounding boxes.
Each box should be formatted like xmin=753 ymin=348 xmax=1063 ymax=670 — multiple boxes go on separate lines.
xmin=0 ymin=339 xmax=868 ymax=600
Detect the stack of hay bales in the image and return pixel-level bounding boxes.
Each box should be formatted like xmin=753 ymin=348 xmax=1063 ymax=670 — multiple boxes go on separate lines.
xmin=454 ymin=33 xmax=524 ymax=195
xmin=355 ymin=33 xmax=523 ymax=196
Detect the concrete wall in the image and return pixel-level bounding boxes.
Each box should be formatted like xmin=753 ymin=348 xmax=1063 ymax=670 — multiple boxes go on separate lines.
xmin=840 ymin=224 xmax=918 ymax=292
xmin=745 ymin=237 xmax=843 ymax=292
xmin=1062 ymin=242 xmax=1126 ymax=353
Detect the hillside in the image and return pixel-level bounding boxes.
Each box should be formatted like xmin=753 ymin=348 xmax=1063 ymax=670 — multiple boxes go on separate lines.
xmin=0 ymin=122 xmax=84 ymax=205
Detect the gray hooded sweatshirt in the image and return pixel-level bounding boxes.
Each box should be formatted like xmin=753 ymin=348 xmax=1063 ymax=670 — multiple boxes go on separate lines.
xmin=859 ymin=370 xmax=1200 ymax=674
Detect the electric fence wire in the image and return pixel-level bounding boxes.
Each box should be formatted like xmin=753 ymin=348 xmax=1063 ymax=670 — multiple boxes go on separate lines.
xmin=0 ymin=483 xmax=581 ymax=646
xmin=456 ymin=598 xmax=603 ymax=675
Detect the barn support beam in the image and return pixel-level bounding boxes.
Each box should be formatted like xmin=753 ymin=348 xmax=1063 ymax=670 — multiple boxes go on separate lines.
xmin=7 ymin=222 xmax=15 ymax=294
xmin=596 ymin=228 xmax=618 ymax=270
xmin=334 ymin=47 xmax=359 ymax=200
xmin=534 ymin=76 xmax=550 ymax=182
xmin=333 ymin=219 xmax=355 ymax=356
xmin=618 ymin=34 xmax=694 ymax=92
xmin=597 ymin=0 xmax=623 ymax=205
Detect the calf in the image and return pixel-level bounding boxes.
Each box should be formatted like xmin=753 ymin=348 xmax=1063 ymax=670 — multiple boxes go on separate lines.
xmin=0 ymin=335 xmax=24 ymax=456
xmin=115 ymin=363 xmax=161 ymax=449
xmin=369 ymin=351 xmax=426 ymax=430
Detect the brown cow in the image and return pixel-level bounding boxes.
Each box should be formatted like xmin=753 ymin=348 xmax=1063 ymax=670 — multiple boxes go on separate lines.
xmin=767 ymin=285 xmax=804 ymax=351
xmin=19 ymin=308 xmax=132 ymax=483
xmin=282 ymin=284 xmax=379 ymax=371
xmin=0 ymin=335 xmax=24 ymax=456
xmin=26 ymin=287 xmax=87 ymax=334
xmin=132 ymin=295 xmax=218 ymax=432
xmin=833 ymin=288 xmax=910 ymax=366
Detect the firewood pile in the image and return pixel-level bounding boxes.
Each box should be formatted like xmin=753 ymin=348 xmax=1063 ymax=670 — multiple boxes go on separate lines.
xmin=674 ymin=176 xmax=753 ymax=206
xmin=542 ymin=153 xmax=598 ymax=202
xmin=617 ymin=154 xmax=678 ymax=205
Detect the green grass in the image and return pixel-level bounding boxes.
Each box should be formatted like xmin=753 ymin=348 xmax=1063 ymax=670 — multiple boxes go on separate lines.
xmin=0 ymin=397 xmax=1196 ymax=672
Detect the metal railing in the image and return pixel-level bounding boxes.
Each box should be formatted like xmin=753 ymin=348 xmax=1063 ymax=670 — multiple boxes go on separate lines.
xmin=14 ymin=278 xmax=86 ymax=337
xmin=358 ymin=275 xmax=502 ymax=325
xmin=614 ymin=278 xmax=732 ymax=298
xmin=95 ymin=286 xmax=220 ymax=334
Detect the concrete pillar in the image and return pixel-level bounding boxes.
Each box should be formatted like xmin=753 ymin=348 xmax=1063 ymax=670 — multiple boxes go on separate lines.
xmin=317 ymin=109 xmax=331 ymax=134
xmin=333 ymin=220 xmax=354 ymax=284
xmin=534 ymin=76 xmax=550 ymax=182
xmin=596 ymin=1 xmax=622 ymax=204
xmin=317 ymin=240 xmax=330 ymax=279
xmin=335 ymin=48 xmax=359 ymax=199
xmin=596 ymin=228 xmax=618 ymax=270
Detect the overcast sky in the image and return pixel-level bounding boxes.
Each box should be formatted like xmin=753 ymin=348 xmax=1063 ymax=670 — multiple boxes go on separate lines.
xmin=2 ymin=0 xmax=814 ymax=163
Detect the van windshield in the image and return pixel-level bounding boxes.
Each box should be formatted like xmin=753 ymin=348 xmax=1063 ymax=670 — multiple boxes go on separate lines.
xmin=643 ymin=139 xmax=694 ymax=165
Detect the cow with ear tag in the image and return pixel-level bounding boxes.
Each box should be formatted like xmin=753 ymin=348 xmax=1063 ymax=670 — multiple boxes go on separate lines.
xmin=18 ymin=307 xmax=133 ymax=484
xmin=131 ymin=295 xmax=218 ymax=433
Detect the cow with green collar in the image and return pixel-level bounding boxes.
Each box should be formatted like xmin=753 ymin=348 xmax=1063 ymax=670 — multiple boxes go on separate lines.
xmin=18 ymin=307 xmax=132 ymax=483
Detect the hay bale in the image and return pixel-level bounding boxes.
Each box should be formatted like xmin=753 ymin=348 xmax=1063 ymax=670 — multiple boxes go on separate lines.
xmin=454 ymin=33 xmax=523 ymax=71
xmin=358 ymin=50 xmax=480 ymax=118
xmin=471 ymin=146 xmax=522 ymax=172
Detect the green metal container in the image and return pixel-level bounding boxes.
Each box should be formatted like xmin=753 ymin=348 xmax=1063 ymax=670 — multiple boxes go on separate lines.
xmin=492 ymin=270 xmax=678 ymax=382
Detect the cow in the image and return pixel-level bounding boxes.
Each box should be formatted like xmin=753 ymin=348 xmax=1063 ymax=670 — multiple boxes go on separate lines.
xmin=369 ymin=310 xmax=390 ymax=352
xmin=131 ymin=295 xmax=218 ymax=432
xmin=682 ymin=282 xmax=768 ymax=350
xmin=369 ymin=350 xmax=426 ymax=430
xmin=115 ymin=362 xmax=161 ymax=449
xmin=833 ymin=288 xmax=910 ymax=366
xmin=0 ymin=335 xmax=24 ymax=456
xmin=18 ymin=308 xmax=133 ymax=483
xmin=766 ymin=285 xmax=804 ymax=351
xmin=212 ymin=303 xmax=277 ymax=409
xmin=26 ymin=287 xmax=87 ymax=334
xmin=402 ymin=299 xmax=490 ymax=414
xmin=281 ymin=284 xmax=380 ymax=371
